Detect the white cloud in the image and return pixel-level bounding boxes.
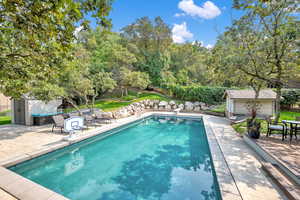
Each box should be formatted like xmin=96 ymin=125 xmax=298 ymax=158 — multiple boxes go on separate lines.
xmin=174 ymin=13 xmax=186 ymax=17
xmin=172 ymin=22 xmax=194 ymax=43
xmin=178 ymin=0 xmax=221 ymax=19
xmin=206 ymin=44 xmax=214 ymax=49
xmin=74 ymin=26 xmax=84 ymax=38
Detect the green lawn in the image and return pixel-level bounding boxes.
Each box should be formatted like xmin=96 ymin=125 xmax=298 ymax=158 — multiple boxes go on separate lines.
xmin=0 ymin=110 xmax=11 ymax=125
xmin=210 ymin=103 xmax=225 ymax=113
xmin=64 ymin=92 xmax=171 ymax=113
xmin=232 ymin=111 xmax=300 ymax=135
xmin=0 ymin=116 xmax=11 ymax=125
xmin=95 ymin=92 xmax=172 ymax=111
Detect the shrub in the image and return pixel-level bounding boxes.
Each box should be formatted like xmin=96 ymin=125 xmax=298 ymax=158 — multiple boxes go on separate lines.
xmin=281 ymin=89 xmax=300 ymax=108
xmin=166 ymin=85 xmax=227 ymax=104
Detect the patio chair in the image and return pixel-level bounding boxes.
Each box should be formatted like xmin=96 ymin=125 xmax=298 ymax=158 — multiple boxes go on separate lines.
xmin=295 ymin=116 xmax=300 ymax=135
xmin=68 ymin=112 xmax=80 ymax=117
xmin=265 ymin=117 xmax=287 ymax=141
xmin=94 ymin=111 xmax=114 ymax=124
xmin=52 ymin=115 xmax=65 ymax=133
xmin=83 ymin=114 xmax=97 ymax=128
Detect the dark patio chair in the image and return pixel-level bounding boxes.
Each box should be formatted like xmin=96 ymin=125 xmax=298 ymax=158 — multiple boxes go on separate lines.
xmin=295 ymin=116 xmax=300 ymax=136
xmin=94 ymin=111 xmax=114 ymax=124
xmin=68 ymin=112 xmax=80 ymax=117
xmin=265 ymin=117 xmax=288 ymax=141
xmin=83 ymin=114 xmax=97 ymax=128
xmin=52 ymin=115 xmax=65 ymax=133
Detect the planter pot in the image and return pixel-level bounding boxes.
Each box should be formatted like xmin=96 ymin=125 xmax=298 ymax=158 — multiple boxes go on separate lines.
xmin=247 ymin=118 xmax=261 ymax=139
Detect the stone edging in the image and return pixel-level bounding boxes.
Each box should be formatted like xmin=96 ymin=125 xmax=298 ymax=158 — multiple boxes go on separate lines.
xmin=203 ymin=117 xmax=243 ymax=200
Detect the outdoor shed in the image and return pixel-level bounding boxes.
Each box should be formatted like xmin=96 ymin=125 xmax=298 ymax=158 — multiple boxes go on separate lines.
xmin=224 ymin=89 xmax=277 ymax=117
xmin=11 ymin=96 xmax=62 ymax=126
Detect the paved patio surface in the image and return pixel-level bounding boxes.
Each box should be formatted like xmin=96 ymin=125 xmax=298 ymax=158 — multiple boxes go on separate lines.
xmin=0 ymin=188 xmax=16 ymax=200
xmin=256 ymin=135 xmax=300 ymax=178
xmin=0 ymin=124 xmax=65 ymax=162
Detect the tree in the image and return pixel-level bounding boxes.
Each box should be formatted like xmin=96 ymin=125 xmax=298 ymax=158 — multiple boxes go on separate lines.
xmin=91 ymin=72 xmax=116 ymax=110
xmin=119 ymin=68 xmax=151 ymax=96
xmin=169 ymin=43 xmax=212 ymax=86
xmin=121 ymin=17 xmax=172 ymax=85
xmin=221 ymin=0 xmax=299 ymax=121
xmin=160 ymin=70 xmax=177 ymax=87
xmin=210 ymin=35 xmax=250 ymax=87
xmin=80 ymin=29 xmax=137 ymax=80
xmin=0 ymin=0 xmax=113 ymax=98
xmin=121 ymin=17 xmax=172 ymax=53
xmin=176 ymin=69 xmax=190 ymax=86
xmin=30 ymin=50 xmax=93 ymax=114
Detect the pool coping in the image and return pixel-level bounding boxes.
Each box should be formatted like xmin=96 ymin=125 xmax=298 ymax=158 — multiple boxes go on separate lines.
xmin=0 ymin=112 xmax=241 ymax=200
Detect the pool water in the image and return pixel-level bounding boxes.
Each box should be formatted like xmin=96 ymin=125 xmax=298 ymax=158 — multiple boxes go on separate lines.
xmin=10 ymin=116 xmax=221 ymax=200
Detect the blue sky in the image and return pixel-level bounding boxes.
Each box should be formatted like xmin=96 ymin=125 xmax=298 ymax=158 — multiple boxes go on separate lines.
xmin=108 ymin=0 xmax=244 ymax=47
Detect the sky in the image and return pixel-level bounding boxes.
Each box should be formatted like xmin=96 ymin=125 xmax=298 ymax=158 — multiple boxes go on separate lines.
xmin=108 ymin=0 xmax=244 ymax=48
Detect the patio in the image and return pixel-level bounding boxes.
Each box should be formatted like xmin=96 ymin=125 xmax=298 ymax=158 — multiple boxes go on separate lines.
xmin=0 ymin=124 xmax=65 ymax=162
xmin=256 ymin=135 xmax=300 ymax=179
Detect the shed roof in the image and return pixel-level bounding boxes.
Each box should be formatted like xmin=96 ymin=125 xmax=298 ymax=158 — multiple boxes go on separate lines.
xmin=225 ymin=89 xmax=276 ymax=99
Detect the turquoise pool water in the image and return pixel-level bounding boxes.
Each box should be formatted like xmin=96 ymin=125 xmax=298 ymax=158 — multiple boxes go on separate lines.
xmin=10 ymin=116 xmax=221 ymax=200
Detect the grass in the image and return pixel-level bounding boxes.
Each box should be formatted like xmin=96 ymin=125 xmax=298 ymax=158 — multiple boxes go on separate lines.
xmin=0 ymin=110 xmax=11 ymax=125
xmin=64 ymin=92 xmax=172 ymax=113
xmin=210 ymin=103 xmax=225 ymax=113
xmin=0 ymin=116 xmax=11 ymax=125
xmin=93 ymin=100 xmax=132 ymax=111
xmin=96 ymin=92 xmax=171 ymax=111
xmin=232 ymin=111 xmax=300 ymax=135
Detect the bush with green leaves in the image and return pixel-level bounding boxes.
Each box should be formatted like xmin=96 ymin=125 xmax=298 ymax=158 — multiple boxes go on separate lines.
xmin=166 ymin=85 xmax=227 ymax=104
xmin=281 ymin=89 xmax=300 ymax=108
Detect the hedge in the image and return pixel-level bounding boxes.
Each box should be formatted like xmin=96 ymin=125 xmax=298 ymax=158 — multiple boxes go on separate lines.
xmin=166 ymin=85 xmax=227 ymax=104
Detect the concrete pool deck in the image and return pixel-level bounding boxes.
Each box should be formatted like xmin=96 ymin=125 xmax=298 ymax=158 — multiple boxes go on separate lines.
xmin=0 ymin=112 xmax=287 ymax=200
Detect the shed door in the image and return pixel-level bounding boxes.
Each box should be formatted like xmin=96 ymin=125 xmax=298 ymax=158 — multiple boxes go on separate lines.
xmin=14 ymin=99 xmax=26 ymax=125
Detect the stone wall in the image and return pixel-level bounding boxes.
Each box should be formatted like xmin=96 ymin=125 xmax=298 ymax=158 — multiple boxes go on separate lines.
xmin=109 ymin=100 xmax=214 ymax=119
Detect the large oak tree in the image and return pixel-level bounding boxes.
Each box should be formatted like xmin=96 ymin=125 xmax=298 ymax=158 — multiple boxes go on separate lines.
xmin=0 ymin=0 xmax=113 ymax=98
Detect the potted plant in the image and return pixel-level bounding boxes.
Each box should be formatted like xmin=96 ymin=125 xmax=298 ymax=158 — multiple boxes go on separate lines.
xmin=246 ymin=109 xmax=261 ymax=139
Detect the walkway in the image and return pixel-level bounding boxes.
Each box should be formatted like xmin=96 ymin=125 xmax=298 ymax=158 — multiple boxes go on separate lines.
xmin=204 ymin=115 xmax=287 ymax=200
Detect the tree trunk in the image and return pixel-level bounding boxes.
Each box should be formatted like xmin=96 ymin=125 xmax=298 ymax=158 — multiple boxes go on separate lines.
xmin=250 ymin=82 xmax=261 ymax=119
xmin=91 ymin=94 xmax=97 ymax=114
xmin=66 ymin=98 xmax=82 ymax=115
xmin=274 ymin=86 xmax=281 ymax=123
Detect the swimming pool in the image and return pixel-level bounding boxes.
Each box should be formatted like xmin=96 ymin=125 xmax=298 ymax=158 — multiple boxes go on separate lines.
xmin=10 ymin=115 xmax=221 ymax=200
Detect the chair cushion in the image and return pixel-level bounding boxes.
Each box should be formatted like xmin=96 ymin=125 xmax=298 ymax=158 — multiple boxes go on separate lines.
xmin=269 ymin=125 xmax=284 ymax=130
